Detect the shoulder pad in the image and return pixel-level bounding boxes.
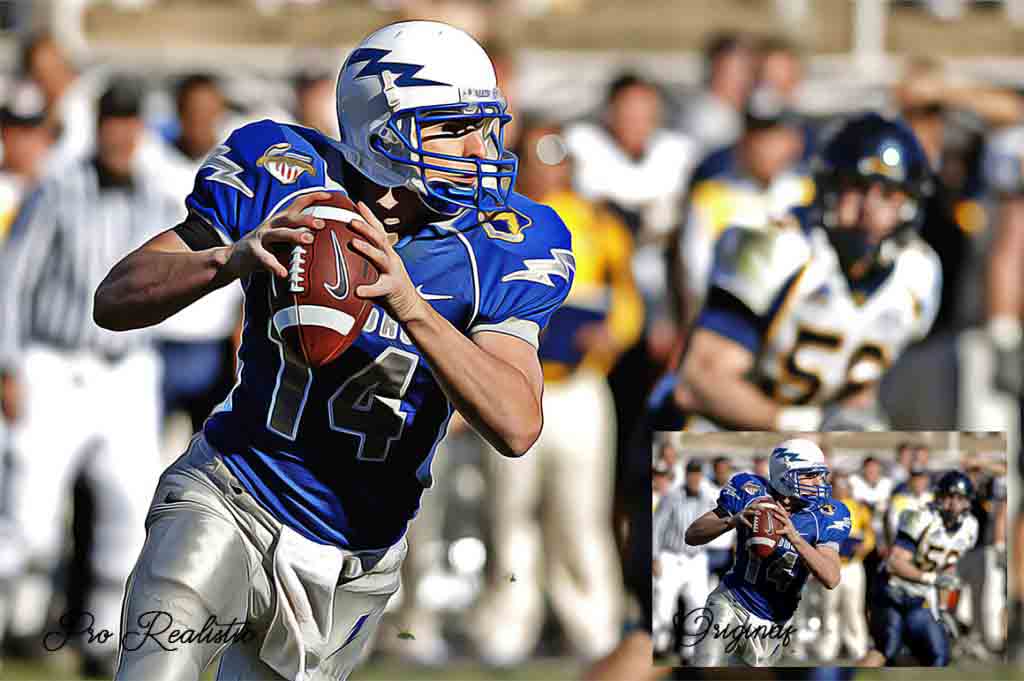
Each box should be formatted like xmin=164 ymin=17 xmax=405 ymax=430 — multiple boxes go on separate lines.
xmin=710 ymin=225 xmax=810 ymax=316
xmin=730 ymin=472 xmax=771 ymax=499
xmin=899 ymin=506 xmax=936 ymax=539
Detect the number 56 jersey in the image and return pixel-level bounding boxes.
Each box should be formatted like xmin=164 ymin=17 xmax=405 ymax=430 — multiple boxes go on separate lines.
xmin=187 ymin=120 xmax=573 ymax=556
xmin=888 ymin=505 xmax=978 ymax=607
xmin=697 ymin=221 xmax=941 ymax=408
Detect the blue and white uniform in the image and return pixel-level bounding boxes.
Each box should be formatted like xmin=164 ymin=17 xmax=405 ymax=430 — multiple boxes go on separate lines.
xmin=691 ymin=472 xmax=851 ymax=666
xmin=189 ymin=119 xmax=573 ymax=557
xmin=651 ymin=213 xmax=941 ymax=432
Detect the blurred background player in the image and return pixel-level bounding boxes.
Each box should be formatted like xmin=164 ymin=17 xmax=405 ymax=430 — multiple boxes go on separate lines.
xmin=651 ymin=458 xmax=717 ymax=660
xmin=861 ymin=470 xmax=978 ymax=667
xmin=154 ymin=72 xmax=243 ymax=458
xmin=0 ymin=80 xmax=52 ymax=239
xmin=672 ymin=87 xmax=810 ymax=324
xmin=671 ymin=113 xmax=941 ymax=432
xmin=565 ymin=72 xmax=697 ymax=467
xmin=0 ymin=77 xmax=178 ymax=676
xmin=886 ymin=468 xmax=935 ymax=548
xmin=957 ymin=455 xmax=1007 ymax=657
xmin=817 ymin=471 xmax=874 ymax=661
xmin=470 ymin=118 xmax=640 ymax=667
xmin=680 ymin=32 xmax=757 ymax=154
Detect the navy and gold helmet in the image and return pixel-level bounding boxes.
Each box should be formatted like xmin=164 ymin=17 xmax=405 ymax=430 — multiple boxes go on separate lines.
xmin=934 ymin=470 xmax=974 ymax=528
xmin=812 ymin=113 xmax=933 ymax=275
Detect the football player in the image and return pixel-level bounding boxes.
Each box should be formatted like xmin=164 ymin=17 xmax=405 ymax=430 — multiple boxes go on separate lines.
xmin=653 ymin=113 xmax=941 ymax=432
xmin=684 ymin=439 xmax=851 ymax=666
xmin=93 ymin=21 xmax=573 ymax=680
xmin=860 ymin=470 xmax=978 ymax=667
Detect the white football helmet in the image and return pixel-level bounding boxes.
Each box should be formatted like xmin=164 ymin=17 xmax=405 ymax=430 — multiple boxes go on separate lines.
xmin=768 ymin=438 xmax=831 ymax=505
xmin=335 ymin=20 xmax=516 ymax=215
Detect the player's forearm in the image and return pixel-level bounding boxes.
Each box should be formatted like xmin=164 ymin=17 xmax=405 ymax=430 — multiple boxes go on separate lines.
xmin=791 ymin=536 xmax=840 ymax=589
xmin=685 ymin=513 xmax=732 ymax=546
xmin=402 ymin=303 xmax=541 ymax=457
xmin=887 ymin=553 xmax=931 ymax=584
xmin=680 ymin=365 xmax=780 ymax=430
xmin=94 ymin=246 xmax=232 ymax=331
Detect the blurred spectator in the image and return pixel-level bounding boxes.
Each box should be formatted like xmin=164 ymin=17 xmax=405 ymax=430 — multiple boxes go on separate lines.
xmin=651 ymin=458 xmax=716 ymax=659
xmin=671 ymin=89 xmax=809 ymax=322
xmin=0 ymin=80 xmax=53 ymax=243
xmin=752 ymin=454 xmax=769 ymax=479
xmin=153 ymin=73 xmax=242 ymax=452
xmin=293 ymin=70 xmax=339 ymax=138
xmin=22 ymin=30 xmax=102 ymax=174
xmin=659 ymin=437 xmax=683 ymax=490
xmin=890 ymin=441 xmax=916 ymax=485
xmin=817 ymin=472 xmax=873 ymax=661
xmin=850 ymin=455 xmax=893 ymax=534
xmin=171 ymin=73 xmax=227 ymax=165
xmin=471 ymin=119 xmax=639 ymax=666
xmin=565 ymin=71 xmax=697 ymax=525
xmin=652 ymin=459 xmax=672 ymax=511
xmin=481 ymin=38 xmax=521 ymax=149
xmin=886 ymin=467 xmax=934 ymax=545
xmin=679 ymin=32 xmax=756 ymax=152
xmin=0 ymin=77 xmax=178 ymax=676
xmin=757 ymin=36 xmax=804 ymax=108
xmin=958 ymin=463 xmax=1007 ymax=655
xmin=711 ymin=455 xmax=732 ymax=488
xmin=703 ymin=456 xmax=735 ymax=583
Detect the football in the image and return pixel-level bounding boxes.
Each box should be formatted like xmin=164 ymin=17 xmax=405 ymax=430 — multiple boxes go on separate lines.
xmin=748 ymin=496 xmax=783 ymax=559
xmin=269 ymin=191 xmax=379 ymax=368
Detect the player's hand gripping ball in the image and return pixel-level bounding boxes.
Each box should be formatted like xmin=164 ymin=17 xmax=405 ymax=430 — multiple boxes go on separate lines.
xmin=269 ymin=191 xmax=379 ymax=367
xmin=748 ymin=496 xmax=784 ymax=559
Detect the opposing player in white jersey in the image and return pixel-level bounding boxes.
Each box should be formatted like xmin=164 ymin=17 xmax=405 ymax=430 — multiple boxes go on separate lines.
xmin=660 ymin=113 xmax=941 ymax=432
xmin=861 ymin=471 xmax=978 ymax=666
xmin=684 ymin=439 xmax=850 ymax=666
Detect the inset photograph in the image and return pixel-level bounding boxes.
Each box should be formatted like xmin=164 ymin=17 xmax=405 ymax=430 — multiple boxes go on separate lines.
xmin=652 ymin=431 xmax=1008 ymax=669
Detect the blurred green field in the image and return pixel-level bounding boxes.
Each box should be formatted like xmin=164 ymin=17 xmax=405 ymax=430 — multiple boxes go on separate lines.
xmin=0 ymin=655 xmax=580 ymax=680
xmin=3 ymin=655 xmax=1021 ymax=680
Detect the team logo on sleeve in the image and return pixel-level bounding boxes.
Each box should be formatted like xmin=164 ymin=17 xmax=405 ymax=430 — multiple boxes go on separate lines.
xmin=200 ymin=144 xmax=253 ymax=197
xmin=819 ymin=503 xmax=836 ymax=516
xmin=479 ymin=209 xmax=532 ymax=243
xmin=742 ymin=482 xmax=762 ymax=496
xmin=827 ymin=517 xmax=851 ymax=532
xmin=501 ymin=248 xmax=575 ymax=287
xmin=257 ymin=143 xmax=317 ymax=184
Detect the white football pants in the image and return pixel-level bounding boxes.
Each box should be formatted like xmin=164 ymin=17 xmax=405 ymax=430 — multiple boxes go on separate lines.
xmin=471 ymin=368 xmax=622 ymax=664
xmin=0 ymin=344 xmax=161 ymax=653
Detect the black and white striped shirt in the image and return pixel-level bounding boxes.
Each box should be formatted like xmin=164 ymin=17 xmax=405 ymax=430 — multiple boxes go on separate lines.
xmin=653 ymin=484 xmax=719 ymax=557
xmin=0 ymin=157 xmax=183 ymax=367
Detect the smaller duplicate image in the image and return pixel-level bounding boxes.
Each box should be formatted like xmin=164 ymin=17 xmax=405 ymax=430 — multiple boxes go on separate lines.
xmin=651 ymin=431 xmax=1008 ymax=669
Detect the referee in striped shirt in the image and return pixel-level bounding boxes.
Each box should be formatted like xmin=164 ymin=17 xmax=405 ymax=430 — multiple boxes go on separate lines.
xmin=652 ymin=459 xmax=718 ymax=657
xmin=0 ymin=77 xmax=180 ymax=676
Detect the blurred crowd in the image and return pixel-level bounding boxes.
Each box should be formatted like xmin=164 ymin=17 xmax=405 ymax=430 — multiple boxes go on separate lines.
xmin=0 ymin=2 xmax=1021 ymax=677
xmin=651 ymin=438 xmax=1009 ymax=665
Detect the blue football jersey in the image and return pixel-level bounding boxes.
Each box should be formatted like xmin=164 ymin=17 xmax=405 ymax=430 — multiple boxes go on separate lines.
xmin=717 ymin=472 xmax=851 ymax=622
xmin=188 ymin=120 xmax=574 ymax=556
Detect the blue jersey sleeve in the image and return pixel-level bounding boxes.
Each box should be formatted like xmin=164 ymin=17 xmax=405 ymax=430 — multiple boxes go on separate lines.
xmin=185 ymin=119 xmax=330 ymax=242
xmin=716 ymin=472 xmax=771 ymax=515
xmin=469 ymin=203 xmax=574 ymax=348
xmin=817 ymin=500 xmax=852 ymax=552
